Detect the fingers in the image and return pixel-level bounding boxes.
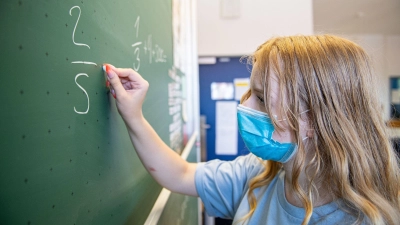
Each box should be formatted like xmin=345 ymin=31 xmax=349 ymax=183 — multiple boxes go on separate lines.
xmin=104 ymin=64 xmax=125 ymax=98
xmin=106 ymin=64 xmax=146 ymax=84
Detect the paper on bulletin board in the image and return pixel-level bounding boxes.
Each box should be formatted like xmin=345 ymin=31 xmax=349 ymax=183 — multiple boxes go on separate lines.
xmin=211 ymin=82 xmax=234 ymax=100
xmin=392 ymin=90 xmax=400 ymax=104
xmin=215 ymin=101 xmax=238 ymax=155
xmin=234 ymin=78 xmax=250 ymax=100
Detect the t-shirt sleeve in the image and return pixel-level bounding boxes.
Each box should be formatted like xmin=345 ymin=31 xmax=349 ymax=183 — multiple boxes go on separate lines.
xmin=195 ymin=154 xmax=264 ymax=219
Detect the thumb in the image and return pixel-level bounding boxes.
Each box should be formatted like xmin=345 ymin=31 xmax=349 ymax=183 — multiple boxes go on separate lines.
xmin=104 ymin=64 xmax=125 ymax=97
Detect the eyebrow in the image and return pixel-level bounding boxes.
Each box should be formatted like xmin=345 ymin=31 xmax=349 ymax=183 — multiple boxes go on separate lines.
xmin=252 ymin=87 xmax=264 ymax=95
xmin=250 ymin=78 xmax=264 ymax=94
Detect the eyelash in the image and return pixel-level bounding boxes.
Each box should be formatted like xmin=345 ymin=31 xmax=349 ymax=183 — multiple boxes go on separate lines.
xmin=257 ymin=95 xmax=264 ymax=103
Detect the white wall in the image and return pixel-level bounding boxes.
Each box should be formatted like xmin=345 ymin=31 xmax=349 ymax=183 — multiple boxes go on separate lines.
xmin=197 ymin=0 xmax=313 ymax=56
xmin=331 ymin=34 xmax=400 ymax=120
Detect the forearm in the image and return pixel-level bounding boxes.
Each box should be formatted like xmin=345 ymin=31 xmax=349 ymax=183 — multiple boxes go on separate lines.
xmin=124 ymin=115 xmax=198 ymax=196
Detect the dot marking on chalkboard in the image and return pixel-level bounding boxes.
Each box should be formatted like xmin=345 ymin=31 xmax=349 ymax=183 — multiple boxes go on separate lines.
xmin=85 ymin=152 xmax=87 ymax=155
xmin=97 ymin=146 xmax=99 ymax=149
xmin=45 ymin=13 xmax=48 ymax=18
xmin=19 ymin=45 xmax=23 ymax=50
xmin=47 ymin=91 xmax=50 ymax=95
xmin=18 ymin=1 xmax=22 ymax=6
xmin=66 ymin=57 xmax=69 ymax=61
xmin=71 ymin=192 xmax=74 ymax=196
xmin=22 ymin=135 xmax=25 ymax=139
xmin=65 ymin=23 xmax=68 ymax=27
xmin=100 ymin=199 xmax=102 ymax=202
xmin=24 ymin=178 xmax=28 ymax=184
xmin=96 ymin=92 xmax=98 ymax=95
xmin=99 ymin=173 xmax=101 ymax=176
xmin=20 ymin=90 xmax=24 ymax=94
xmin=111 ymin=214 xmax=113 ymax=217
xmin=81 ymin=30 xmax=84 ymax=34
xmin=46 ymin=52 xmax=48 ymax=56
xmin=67 ymin=91 xmax=69 ymax=95
xmin=84 ymin=122 xmax=86 ymax=125
xmin=68 ymin=125 xmax=70 ymax=129
xmin=69 ymin=159 xmax=72 ymax=163
xmin=97 ymin=119 xmax=99 ymax=122
xmin=48 ymin=129 xmax=51 ymax=134
xmin=88 ymin=210 xmax=90 ymax=213
xmin=50 ymin=167 xmax=53 ymax=171
xmin=86 ymin=181 xmax=89 ymax=184
xmin=27 ymin=221 xmax=31 ymax=225
xmin=52 ymin=205 xmax=55 ymax=209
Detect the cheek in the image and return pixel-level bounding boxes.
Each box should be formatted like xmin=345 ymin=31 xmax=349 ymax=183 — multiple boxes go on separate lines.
xmin=242 ymin=95 xmax=263 ymax=111
xmin=272 ymin=129 xmax=294 ymax=143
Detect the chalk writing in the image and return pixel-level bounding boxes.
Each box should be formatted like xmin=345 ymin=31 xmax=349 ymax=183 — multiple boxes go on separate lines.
xmin=74 ymin=73 xmax=90 ymax=114
xmin=131 ymin=16 xmax=167 ymax=71
xmin=69 ymin=6 xmax=90 ymax=49
xmin=168 ymin=67 xmax=183 ymax=152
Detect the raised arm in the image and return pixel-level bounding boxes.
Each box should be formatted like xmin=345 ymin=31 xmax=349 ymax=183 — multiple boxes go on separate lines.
xmin=104 ymin=64 xmax=198 ymax=196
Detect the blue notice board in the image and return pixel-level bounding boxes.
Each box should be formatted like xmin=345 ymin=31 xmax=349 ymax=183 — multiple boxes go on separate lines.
xmin=199 ymin=57 xmax=250 ymax=161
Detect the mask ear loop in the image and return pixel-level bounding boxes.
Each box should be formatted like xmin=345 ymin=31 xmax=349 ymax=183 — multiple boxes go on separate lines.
xmin=275 ymin=109 xmax=310 ymax=122
xmin=274 ymin=109 xmax=311 ymax=141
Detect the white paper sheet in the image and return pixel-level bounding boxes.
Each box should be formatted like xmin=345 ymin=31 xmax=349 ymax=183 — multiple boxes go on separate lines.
xmin=215 ymin=101 xmax=238 ymax=155
xmin=211 ymin=82 xmax=234 ymax=100
xmin=234 ymin=78 xmax=250 ymax=100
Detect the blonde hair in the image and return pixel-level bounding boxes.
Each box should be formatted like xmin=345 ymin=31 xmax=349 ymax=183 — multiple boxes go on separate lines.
xmin=240 ymin=35 xmax=400 ymax=224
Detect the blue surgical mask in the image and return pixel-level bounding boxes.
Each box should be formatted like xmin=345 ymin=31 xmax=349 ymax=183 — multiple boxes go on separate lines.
xmin=237 ymin=104 xmax=304 ymax=163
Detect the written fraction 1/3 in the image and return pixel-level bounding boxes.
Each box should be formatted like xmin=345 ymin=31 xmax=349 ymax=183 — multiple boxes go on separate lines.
xmin=68 ymin=5 xmax=167 ymax=115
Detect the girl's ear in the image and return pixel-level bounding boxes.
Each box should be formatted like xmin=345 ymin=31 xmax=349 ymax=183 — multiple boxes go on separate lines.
xmin=240 ymin=89 xmax=252 ymax=104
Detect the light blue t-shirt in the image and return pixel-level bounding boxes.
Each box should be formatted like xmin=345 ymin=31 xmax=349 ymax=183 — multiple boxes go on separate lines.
xmin=195 ymin=154 xmax=367 ymax=224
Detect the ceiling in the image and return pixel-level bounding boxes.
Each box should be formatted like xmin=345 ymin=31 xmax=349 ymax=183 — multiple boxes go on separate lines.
xmin=313 ymin=0 xmax=400 ymax=35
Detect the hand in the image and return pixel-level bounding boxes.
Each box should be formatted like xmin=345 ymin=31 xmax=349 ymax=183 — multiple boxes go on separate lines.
xmin=104 ymin=64 xmax=149 ymax=122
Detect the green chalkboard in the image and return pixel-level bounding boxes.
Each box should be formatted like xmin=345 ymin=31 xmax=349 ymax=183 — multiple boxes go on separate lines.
xmin=0 ymin=1 xmax=182 ymax=224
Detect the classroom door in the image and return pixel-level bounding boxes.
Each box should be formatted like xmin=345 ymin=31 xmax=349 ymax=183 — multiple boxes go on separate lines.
xmin=199 ymin=57 xmax=251 ymax=161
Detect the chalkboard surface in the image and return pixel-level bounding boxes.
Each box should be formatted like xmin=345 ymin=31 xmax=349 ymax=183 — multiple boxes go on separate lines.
xmin=0 ymin=1 xmax=183 ymax=224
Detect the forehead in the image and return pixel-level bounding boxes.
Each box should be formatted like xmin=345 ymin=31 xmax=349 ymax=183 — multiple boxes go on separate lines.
xmin=250 ymin=65 xmax=279 ymax=92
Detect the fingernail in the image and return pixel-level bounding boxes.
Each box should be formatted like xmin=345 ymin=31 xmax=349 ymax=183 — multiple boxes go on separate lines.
xmin=111 ymin=89 xmax=116 ymax=99
xmin=106 ymin=80 xmax=110 ymax=88
xmin=104 ymin=64 xmax=114 ymax=79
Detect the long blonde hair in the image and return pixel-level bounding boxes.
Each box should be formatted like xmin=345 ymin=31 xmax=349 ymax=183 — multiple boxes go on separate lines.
xmin=241 ymin=35 xmax=400 ymax=224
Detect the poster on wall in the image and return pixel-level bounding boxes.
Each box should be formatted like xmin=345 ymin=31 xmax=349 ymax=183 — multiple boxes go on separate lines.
xmin=234 ymin=78 xmax=250 ymax=100
xmin=215 ymin=101 xmax=238 ymax=155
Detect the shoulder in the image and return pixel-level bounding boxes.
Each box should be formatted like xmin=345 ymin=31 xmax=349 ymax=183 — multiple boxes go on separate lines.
xmin=194 ymin=154 xmax=266 ymax=218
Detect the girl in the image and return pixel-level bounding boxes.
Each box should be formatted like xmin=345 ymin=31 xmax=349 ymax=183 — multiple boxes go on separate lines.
xmin=104 ymin=35 xmax=400 ymax=224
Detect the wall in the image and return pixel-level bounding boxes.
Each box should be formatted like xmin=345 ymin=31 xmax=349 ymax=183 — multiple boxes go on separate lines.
xmin=313 ymin=34 xmax=400 ymax=120
xmin=197 ymin=0 xmax=313 ymax=56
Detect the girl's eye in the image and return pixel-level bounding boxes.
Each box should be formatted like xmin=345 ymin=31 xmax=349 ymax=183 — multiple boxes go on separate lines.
xmin=257 ymin=95 xmax=264 ymax=103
